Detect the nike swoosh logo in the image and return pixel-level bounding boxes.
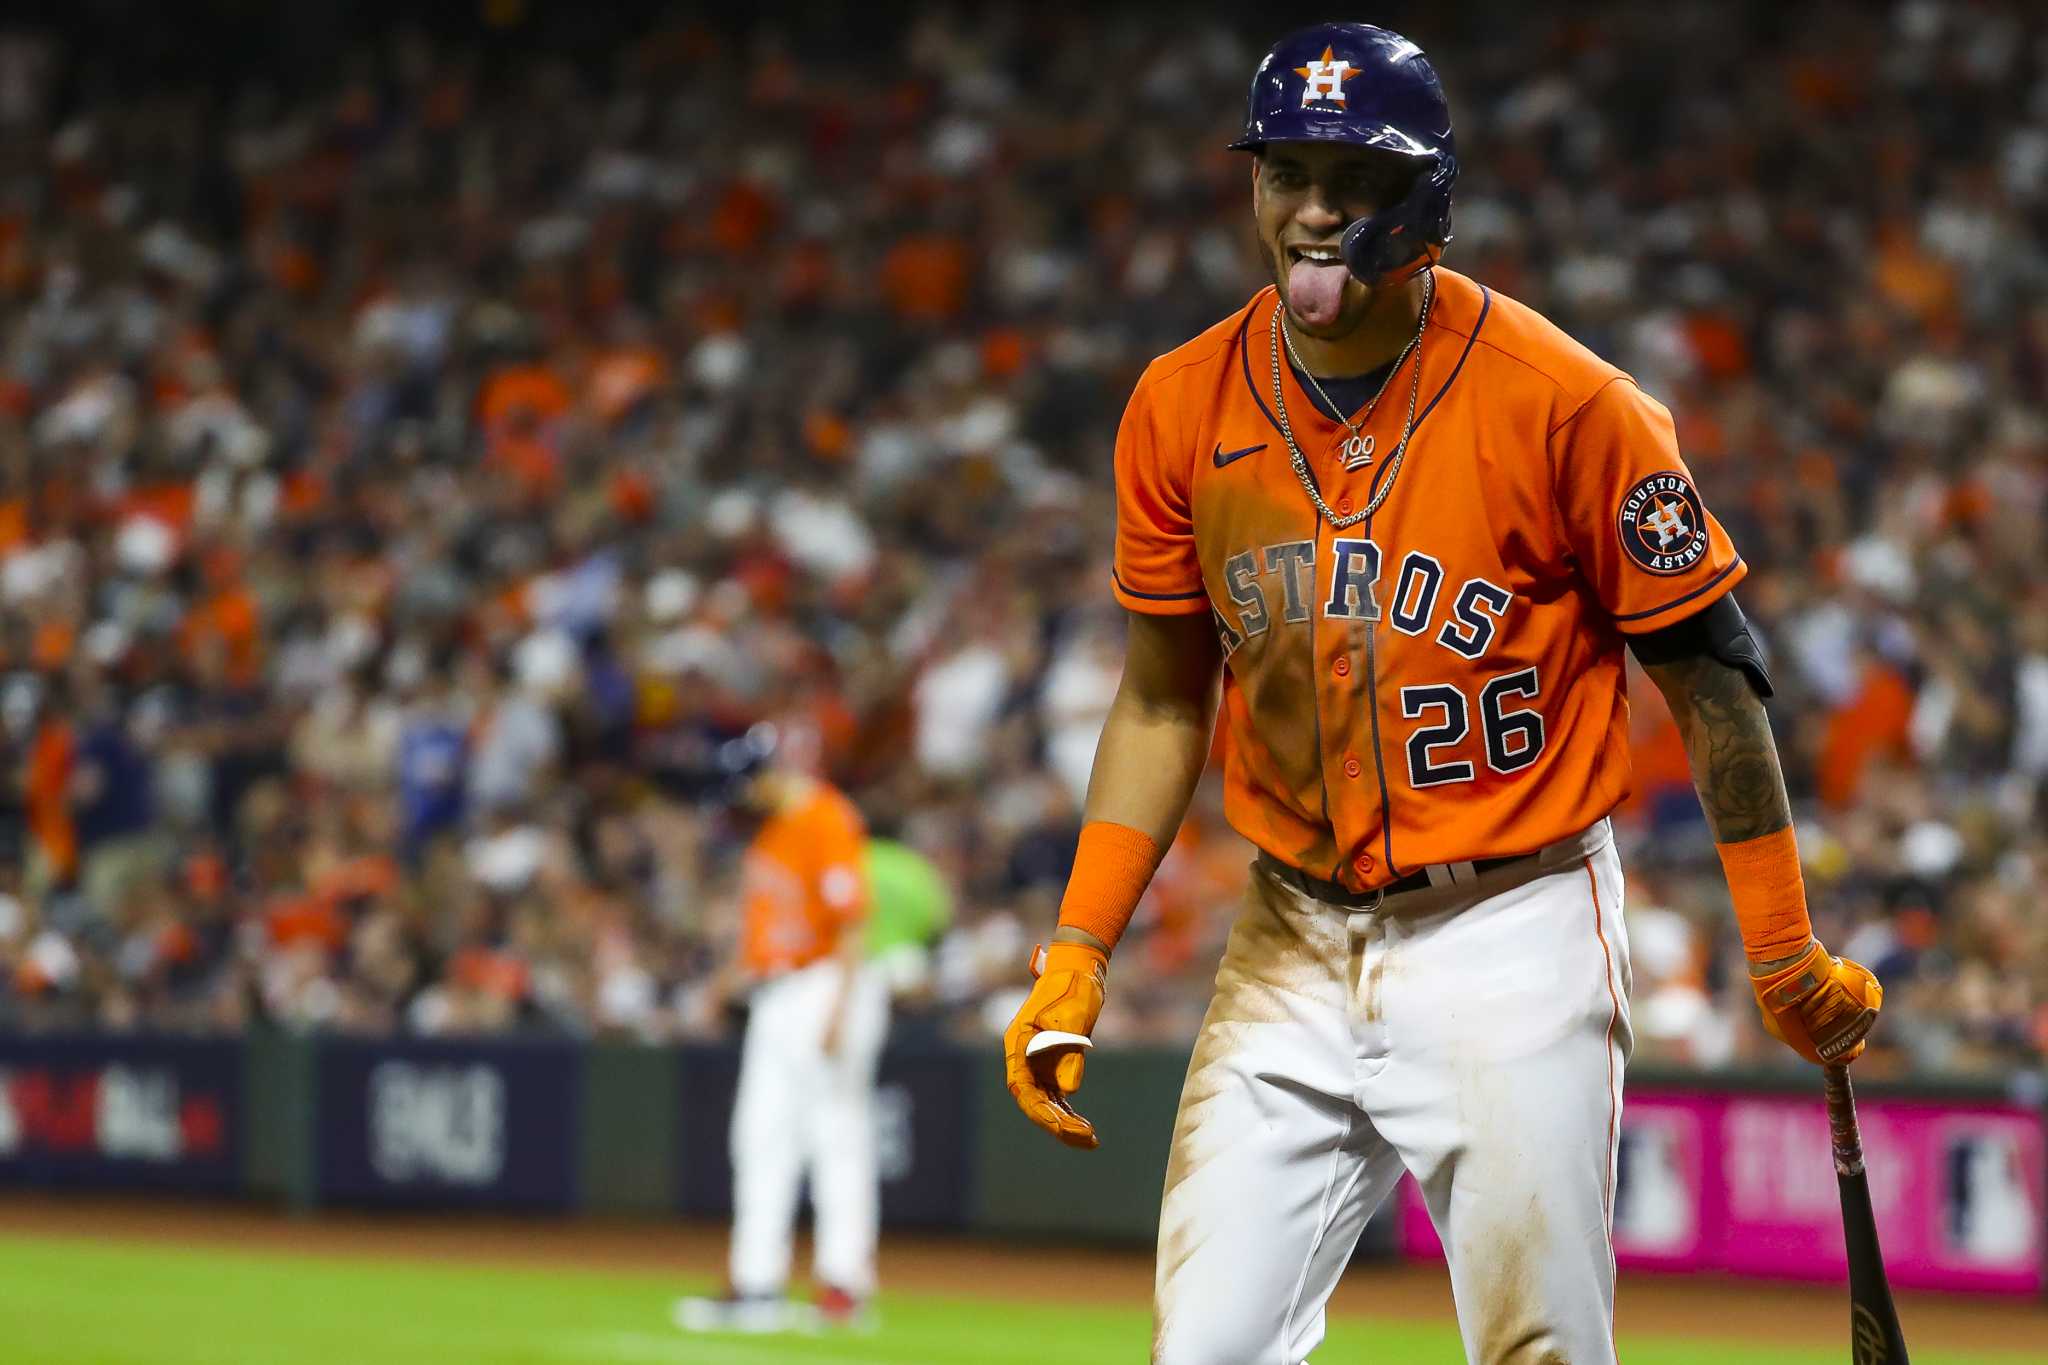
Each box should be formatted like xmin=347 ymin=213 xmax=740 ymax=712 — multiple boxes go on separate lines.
xmin=1213 ymin=442 xmax=1267 ymax=468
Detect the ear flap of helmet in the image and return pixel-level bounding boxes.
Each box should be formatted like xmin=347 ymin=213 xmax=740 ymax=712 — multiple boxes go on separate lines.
xmin=1340 ymin=154 xmax=1455 ymax=287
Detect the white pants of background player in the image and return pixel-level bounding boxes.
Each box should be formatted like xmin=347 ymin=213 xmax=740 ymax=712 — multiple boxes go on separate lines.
xmin=1154 ymin=820 xmax=1632 ymax=1365
xmin=730 ymin=957 xmax=890 ymax=1299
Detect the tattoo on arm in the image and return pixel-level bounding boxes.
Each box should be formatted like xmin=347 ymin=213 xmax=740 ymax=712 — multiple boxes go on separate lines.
xmin=1643 ymin=654 xmax=1791 ymax=844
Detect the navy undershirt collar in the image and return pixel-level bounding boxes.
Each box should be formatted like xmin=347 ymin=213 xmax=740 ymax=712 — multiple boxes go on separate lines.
xmin=1286 ymin=354 xmax=1397 ymax=425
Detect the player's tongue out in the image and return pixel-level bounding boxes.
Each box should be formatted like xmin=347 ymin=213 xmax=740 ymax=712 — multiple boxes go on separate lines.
xmin=1287 ymin=255 xmax=1350 ymax=328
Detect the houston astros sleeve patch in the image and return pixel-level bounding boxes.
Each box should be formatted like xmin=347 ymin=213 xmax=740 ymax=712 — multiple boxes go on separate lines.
xmin=1552 ymin=378 xmax=1745 ymax=633
xmin=1617 ymin=472 xmax=1708 ymax=576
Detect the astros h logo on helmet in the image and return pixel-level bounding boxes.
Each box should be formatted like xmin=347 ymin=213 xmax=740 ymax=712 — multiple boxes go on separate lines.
xmin=1617 ymin=471 xmax=1709 ymax=575
xmin=1295 ymin=46 xmax=1362 ymax=106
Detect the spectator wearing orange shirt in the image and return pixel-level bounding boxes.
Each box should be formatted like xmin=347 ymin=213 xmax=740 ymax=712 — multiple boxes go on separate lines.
xmin=678 ymin=725 xmax=883 ymax=1336
xmin=23 ymin=689 xmax=77 ymax=896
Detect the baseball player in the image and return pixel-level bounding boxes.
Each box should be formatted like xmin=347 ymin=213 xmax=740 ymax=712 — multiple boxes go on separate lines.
xmin=677 ymin=725 xmax=887 ymax=1334
xmin=1001 ymin=23 xmax=1883 ymax=1365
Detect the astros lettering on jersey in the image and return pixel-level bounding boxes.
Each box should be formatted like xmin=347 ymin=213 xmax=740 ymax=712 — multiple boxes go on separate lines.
xmin=1113 ymin=267 xmax=1743 ymax=891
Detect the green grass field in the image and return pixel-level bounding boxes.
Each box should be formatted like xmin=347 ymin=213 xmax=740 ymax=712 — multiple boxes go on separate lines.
xmin=0 ymin=1231 xmax=2033 ymax=1365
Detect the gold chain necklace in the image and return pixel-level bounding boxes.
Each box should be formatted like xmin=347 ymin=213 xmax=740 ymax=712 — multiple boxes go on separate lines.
xmin=1280 ymin=305 xmax=1424 ymax=470
xmin=1268 ymin=268 xmax=1435 ymax=531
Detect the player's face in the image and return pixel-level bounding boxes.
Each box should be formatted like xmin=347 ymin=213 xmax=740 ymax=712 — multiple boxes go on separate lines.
xmin=1254 ymin=143 xmax=1419 ymax=338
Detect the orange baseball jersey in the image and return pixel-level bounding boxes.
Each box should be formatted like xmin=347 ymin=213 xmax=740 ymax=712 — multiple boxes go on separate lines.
xmin=738 ymin=780 xmax=870 ymax=975
xmin=1113 ymin=267 xmax=1744 ymax=892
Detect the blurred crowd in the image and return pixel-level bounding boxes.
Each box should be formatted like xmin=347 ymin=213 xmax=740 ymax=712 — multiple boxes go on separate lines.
xmin=0 ymin=2 xmax=2042 ymax=1078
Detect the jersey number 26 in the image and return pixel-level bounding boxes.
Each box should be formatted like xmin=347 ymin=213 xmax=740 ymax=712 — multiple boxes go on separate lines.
xmin=1397 ymin=667 xmax=1544 ymax=788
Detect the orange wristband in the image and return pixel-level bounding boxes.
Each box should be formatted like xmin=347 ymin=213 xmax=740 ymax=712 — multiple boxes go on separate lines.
xmin=1054 ymin=821 xmax=1166 ymax=955
xmin=1715 ymin=827 xmax=1814 ymax=963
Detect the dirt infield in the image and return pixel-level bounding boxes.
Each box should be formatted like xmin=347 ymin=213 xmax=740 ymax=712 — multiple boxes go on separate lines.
xmin=1 ymin=1194 xmax=2041 ymax=1355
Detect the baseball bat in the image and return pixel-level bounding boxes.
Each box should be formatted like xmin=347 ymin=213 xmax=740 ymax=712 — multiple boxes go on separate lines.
xmin=1824 ymin=1064 xmax=1909 ymax=1365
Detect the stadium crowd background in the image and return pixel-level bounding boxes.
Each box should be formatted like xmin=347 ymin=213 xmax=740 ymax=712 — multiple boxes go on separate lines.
xmin=0 ymin=1 xmax=2042 ymax=1078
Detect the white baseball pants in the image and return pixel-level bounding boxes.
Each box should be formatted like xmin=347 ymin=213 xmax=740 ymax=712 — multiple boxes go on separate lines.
xmin=729 ymin=957 xmax=890 ymax=1298
xmin=1154 ymin=822 xmax=1631 ymax=1365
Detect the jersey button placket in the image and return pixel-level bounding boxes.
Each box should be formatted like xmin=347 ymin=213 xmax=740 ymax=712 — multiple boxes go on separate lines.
xmin=1333 ymin=656 xmax=1350 ymax=678
xmin=1343 ymin=756 xmax=1362 ymax=779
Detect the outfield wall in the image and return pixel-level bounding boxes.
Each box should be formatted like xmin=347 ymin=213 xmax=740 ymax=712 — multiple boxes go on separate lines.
xmin=0 ymin=1032 xmax=2040 ymax=1297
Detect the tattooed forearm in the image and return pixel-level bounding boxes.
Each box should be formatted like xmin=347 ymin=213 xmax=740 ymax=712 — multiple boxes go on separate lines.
xmin=1642 ymin=654 xmax=1791 ymax=844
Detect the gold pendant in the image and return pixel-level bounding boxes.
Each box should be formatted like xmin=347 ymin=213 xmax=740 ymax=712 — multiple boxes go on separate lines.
xmin=1341 ymin=433 xmax=1374 ymax=470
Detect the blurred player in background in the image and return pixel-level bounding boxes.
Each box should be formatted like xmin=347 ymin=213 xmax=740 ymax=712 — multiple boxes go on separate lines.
xmin=863 ymin=828 xmax=954 ymax=1003
xmin=676 ymin=725 xmax=885 ymax=1334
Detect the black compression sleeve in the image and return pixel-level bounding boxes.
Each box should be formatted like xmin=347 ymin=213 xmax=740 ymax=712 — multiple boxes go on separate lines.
xmin=1626 ymin=593 xmax=1774 ymax=698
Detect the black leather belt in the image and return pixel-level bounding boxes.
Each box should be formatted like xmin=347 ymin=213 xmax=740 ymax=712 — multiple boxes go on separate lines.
xmin=1256 ymin=849 xmax=1531 ymax=908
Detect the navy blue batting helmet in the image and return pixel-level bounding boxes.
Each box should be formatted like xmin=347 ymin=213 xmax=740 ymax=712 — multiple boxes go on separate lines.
xmin=1231 ymin=23 xmax=1456 ymax=287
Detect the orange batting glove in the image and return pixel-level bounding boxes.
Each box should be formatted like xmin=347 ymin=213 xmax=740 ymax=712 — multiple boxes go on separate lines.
xmin=1003 ymin=942 xmax=1107 ymax=1150
xmin=1750 ymin=939 xmax=1883 ymax=1065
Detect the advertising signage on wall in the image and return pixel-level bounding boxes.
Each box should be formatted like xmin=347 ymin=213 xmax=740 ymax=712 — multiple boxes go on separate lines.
xmin=0 ymin=1036 xmax=240 ymax=1192
xmin=1398 ymin=1087 xmax=2047 ymax=1296
xmin=314 ymin=1038 xmax=581 ymax=1211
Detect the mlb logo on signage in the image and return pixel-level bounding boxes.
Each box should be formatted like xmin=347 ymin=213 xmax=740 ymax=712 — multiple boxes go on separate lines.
xmin=1939 ymin=1121 xmax=2043 ymax=1270
xmin=1612 ymin=1108 xmax=1702 ymax=1258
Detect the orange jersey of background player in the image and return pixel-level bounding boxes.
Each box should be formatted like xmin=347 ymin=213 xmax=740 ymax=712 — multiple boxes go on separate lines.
xmin=738 ymin=781 xmax=870 ymax=976
xmin=1113 ymin=267 xmax=1745 ymax=892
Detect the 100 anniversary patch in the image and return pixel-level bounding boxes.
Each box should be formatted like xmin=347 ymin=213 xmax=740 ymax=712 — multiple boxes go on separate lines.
xmin=1617 ymin=471 xmax=1708 ymax=575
